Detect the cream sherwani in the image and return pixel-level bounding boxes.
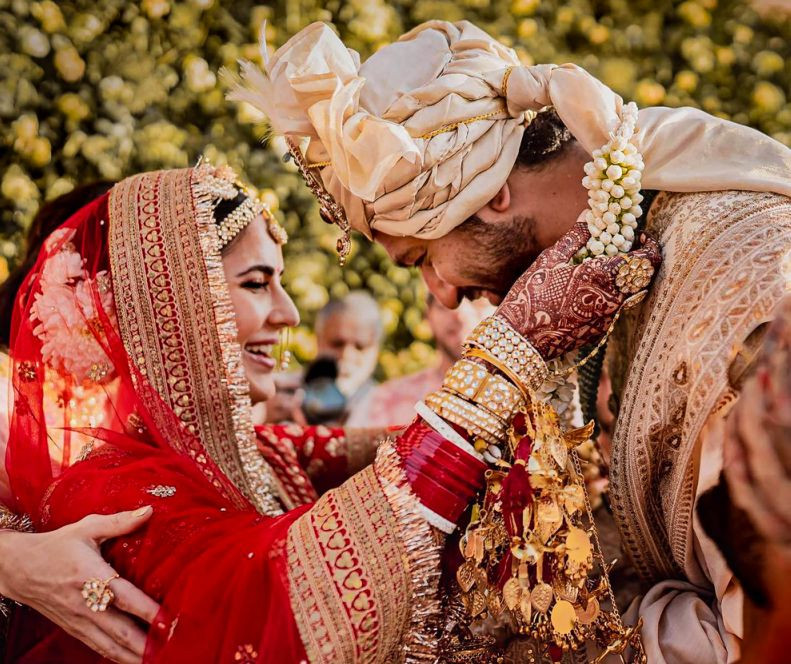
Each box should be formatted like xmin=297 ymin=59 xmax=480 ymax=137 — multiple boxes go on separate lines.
xmin=608 ymin=190 xmax=791 ymax=663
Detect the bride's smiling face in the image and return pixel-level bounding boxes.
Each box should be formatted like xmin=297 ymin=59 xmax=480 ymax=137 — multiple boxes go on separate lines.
xmin=222 ymin=215 xmax=299 ymax=404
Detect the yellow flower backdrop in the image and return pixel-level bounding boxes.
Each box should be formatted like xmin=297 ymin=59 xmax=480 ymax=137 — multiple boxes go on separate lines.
xmin=1 ymin=0 xmax=789 ymax=376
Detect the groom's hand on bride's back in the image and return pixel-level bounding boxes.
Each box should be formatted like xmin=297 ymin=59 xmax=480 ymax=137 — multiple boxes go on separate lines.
xmin=496 ymin=216 xmax=661 ymax=360
xmin=0 ymin=507 xmax=159 ymax=663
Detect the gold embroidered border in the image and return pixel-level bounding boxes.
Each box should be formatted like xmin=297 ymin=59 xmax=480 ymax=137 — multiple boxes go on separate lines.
xmin=190 ymin=166 xmax=283 ymax=515
xmin=608 ymin=190 xmax=791 ymax=581
xmin=286 ymin=441 xmax=442 ymax=663
xmin=108 ymin=169 xmax=280 ymax=515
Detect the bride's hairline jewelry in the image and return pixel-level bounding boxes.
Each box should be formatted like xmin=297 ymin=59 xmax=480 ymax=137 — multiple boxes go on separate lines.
xmin=194 ymin=157 xmax=288 ymax=249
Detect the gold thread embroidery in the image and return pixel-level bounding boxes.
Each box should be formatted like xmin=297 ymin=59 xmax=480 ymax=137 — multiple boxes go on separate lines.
xmin=233 ymin=644 xmax=258 ymax=662
xmin=146 ymin=485 xmax=177 ymax=498
xmin=608 ymin=190 xmax=791 ymax=582
xmin=108 ymin=169 xmax=282 ymax=516
xmin=501 ymin=66 xmax=514 ymax=97
xmin=286 ymin=441 xmax=442 ymax=663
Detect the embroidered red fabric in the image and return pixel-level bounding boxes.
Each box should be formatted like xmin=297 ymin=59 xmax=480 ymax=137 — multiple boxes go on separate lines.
xmin=3 ymin=176 xmax=482 ymax=662
xmin=4 ymin=191 xmax=310 ymax=662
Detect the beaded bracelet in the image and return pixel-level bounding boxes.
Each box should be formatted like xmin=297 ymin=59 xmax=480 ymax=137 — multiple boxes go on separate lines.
xmin=425 ymin=390 xmax=507 ymax=448
xmin=463 ymin=316 xmax=548 ymax=393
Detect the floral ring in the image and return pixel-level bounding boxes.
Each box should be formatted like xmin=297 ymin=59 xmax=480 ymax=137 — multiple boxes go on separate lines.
xmin=81 ymin=573 xmax=120 ymax=613
xmin=615 ymin=256 xmax=654 ymax=295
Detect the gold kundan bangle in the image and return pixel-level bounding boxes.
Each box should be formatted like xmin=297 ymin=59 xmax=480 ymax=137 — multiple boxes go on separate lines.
xmin=464 ymin=348 xmax=531 ymax=399
xmin=0 ymin=505 xmax=32 ymax=533
xmin=0 ymin=505 xmax=33 ymax=619
xmin=425 ymin=390 xmax=506 ymax=448
xmin=464 ymin=316 xmax=548 ymax=393
xmin=442 ymin=359 xmax=525 ymax=423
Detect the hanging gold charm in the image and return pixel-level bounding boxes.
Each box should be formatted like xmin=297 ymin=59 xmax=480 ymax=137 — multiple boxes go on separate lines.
xmin=453 ymin=394 xmax=646 ymax=660
xmin=456 ymin=561 xmax=477 ymax=594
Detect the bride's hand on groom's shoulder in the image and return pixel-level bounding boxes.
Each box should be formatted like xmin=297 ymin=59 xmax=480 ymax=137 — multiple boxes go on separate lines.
xmin=0 ymin=507 xmax=160 ymax=663
xmin=496 ymin=216 xmax=661 ymax=360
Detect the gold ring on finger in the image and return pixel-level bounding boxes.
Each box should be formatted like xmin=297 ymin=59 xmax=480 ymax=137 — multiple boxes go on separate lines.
xmin=615 ymin=256 xmax=654 ymax=295
xmin=81 ymin=573 xmax=120 ymax=613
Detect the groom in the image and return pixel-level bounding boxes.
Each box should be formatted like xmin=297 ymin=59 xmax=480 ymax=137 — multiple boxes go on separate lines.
xmin=238 ymin=19 xmax=791 ymax=662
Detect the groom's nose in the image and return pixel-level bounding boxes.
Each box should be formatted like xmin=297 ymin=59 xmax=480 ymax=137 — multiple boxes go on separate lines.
xmin=420 ymin=263 xmax=460 ymax=310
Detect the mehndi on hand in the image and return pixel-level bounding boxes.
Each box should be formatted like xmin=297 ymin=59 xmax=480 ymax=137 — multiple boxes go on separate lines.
xmin=495 ymin=219 xmax=662 ymax=361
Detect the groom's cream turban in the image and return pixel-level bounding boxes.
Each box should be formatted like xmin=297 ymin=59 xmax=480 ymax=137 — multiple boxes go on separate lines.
xmin=231 ymin=20 xmax=791 ymax=241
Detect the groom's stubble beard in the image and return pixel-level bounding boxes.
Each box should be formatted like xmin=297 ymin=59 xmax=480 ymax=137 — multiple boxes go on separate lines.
xmin=453 ymin=213 xmax=540 ymax=302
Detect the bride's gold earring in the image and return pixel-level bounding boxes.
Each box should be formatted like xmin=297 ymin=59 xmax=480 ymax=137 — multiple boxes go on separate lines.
xmin=278 ymin=328 xmax=292 ymax=371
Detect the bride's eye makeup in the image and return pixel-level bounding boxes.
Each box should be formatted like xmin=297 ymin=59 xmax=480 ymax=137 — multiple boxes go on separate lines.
xmin=242 ymin=279 xmax=270 ymax=292
xmin=237 ymin=265 xmax=275 ymax=292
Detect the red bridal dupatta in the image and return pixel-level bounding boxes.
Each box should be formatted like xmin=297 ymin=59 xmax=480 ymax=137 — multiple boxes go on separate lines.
xmin=4 ymin=167 xmax=441 ymax=663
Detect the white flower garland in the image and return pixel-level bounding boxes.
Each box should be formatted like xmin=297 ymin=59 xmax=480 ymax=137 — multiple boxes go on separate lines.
xmin=577 ymin=102 xmax=645 ymax=260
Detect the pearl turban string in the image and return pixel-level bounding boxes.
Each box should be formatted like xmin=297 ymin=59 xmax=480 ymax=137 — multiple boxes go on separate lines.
xmin=230 ymin=20 xmax=791 ymax=242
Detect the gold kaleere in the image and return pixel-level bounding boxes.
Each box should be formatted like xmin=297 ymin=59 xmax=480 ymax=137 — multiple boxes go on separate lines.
xmin=487 ymin=589 xmax=505 ymax=618
xmin=503 ymin=577 xmax=522 ymax=611
xmin=576 ymin=596 xmax=600 ymax=625
xmin=530 ymin=583 xmax=554 ymax=613
xmin=453 ymin=394 xmax=647 ymax=661
xmin=519 ymin=594 xmax=533 ymax=623
xmin=551 ymin=599 xmax=577 ymax=635
xmin=468 ymin=590 xmax=487 ymax=618
xmin=457 ymin=561 xmax=477 ymax=593
xmin=565 ymin=527 xmax=593 ymax=565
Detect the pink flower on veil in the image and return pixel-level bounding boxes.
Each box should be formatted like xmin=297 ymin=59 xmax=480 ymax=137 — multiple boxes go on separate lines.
xmin=30 ymin=241 xmax=117 ymax=384
xmin=40 ymin=249 xmax=83 ymax=284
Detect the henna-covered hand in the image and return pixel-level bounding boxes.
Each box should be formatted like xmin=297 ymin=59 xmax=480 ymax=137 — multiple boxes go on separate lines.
xmin=495 ymin=218 xmax=662 ymax=360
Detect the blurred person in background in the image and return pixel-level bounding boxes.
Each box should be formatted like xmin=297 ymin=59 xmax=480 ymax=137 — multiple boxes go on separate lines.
xmin=266 ymin=290 xmax=383 ymax=425
xmin=347 ymin=294 xmax=493 ymax=428
xmin=315 ymin=291 xmax=383 ymax=412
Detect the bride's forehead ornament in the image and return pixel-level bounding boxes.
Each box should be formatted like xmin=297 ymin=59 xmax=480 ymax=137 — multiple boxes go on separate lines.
xmin=194 ymin=159 xmax=288 ymax=249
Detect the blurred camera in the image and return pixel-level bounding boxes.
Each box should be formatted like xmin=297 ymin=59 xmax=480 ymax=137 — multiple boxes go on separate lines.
xmin=301 ymin=357 xmax=347 ymax=425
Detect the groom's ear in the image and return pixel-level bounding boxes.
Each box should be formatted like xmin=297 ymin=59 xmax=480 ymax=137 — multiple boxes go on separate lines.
xmin=488 ymin=182 xmax=511 ymax=213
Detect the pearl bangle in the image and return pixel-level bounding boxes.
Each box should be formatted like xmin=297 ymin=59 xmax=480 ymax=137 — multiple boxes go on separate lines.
xmin=442 ymin=359 xmax=525 ymax=423
xmin=424 ymin=391 xmax=506 ymax=448
xmin=463 ymin=316 xmax=548 ymax=393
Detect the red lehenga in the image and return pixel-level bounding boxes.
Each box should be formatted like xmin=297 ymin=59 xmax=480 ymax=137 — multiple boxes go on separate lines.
xmin=4 ymin=168 xmax=481 ymax=663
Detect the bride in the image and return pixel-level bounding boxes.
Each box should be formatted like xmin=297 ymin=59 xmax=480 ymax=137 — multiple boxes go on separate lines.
xmin=1 ymin=164 xmax=654 ymax=662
